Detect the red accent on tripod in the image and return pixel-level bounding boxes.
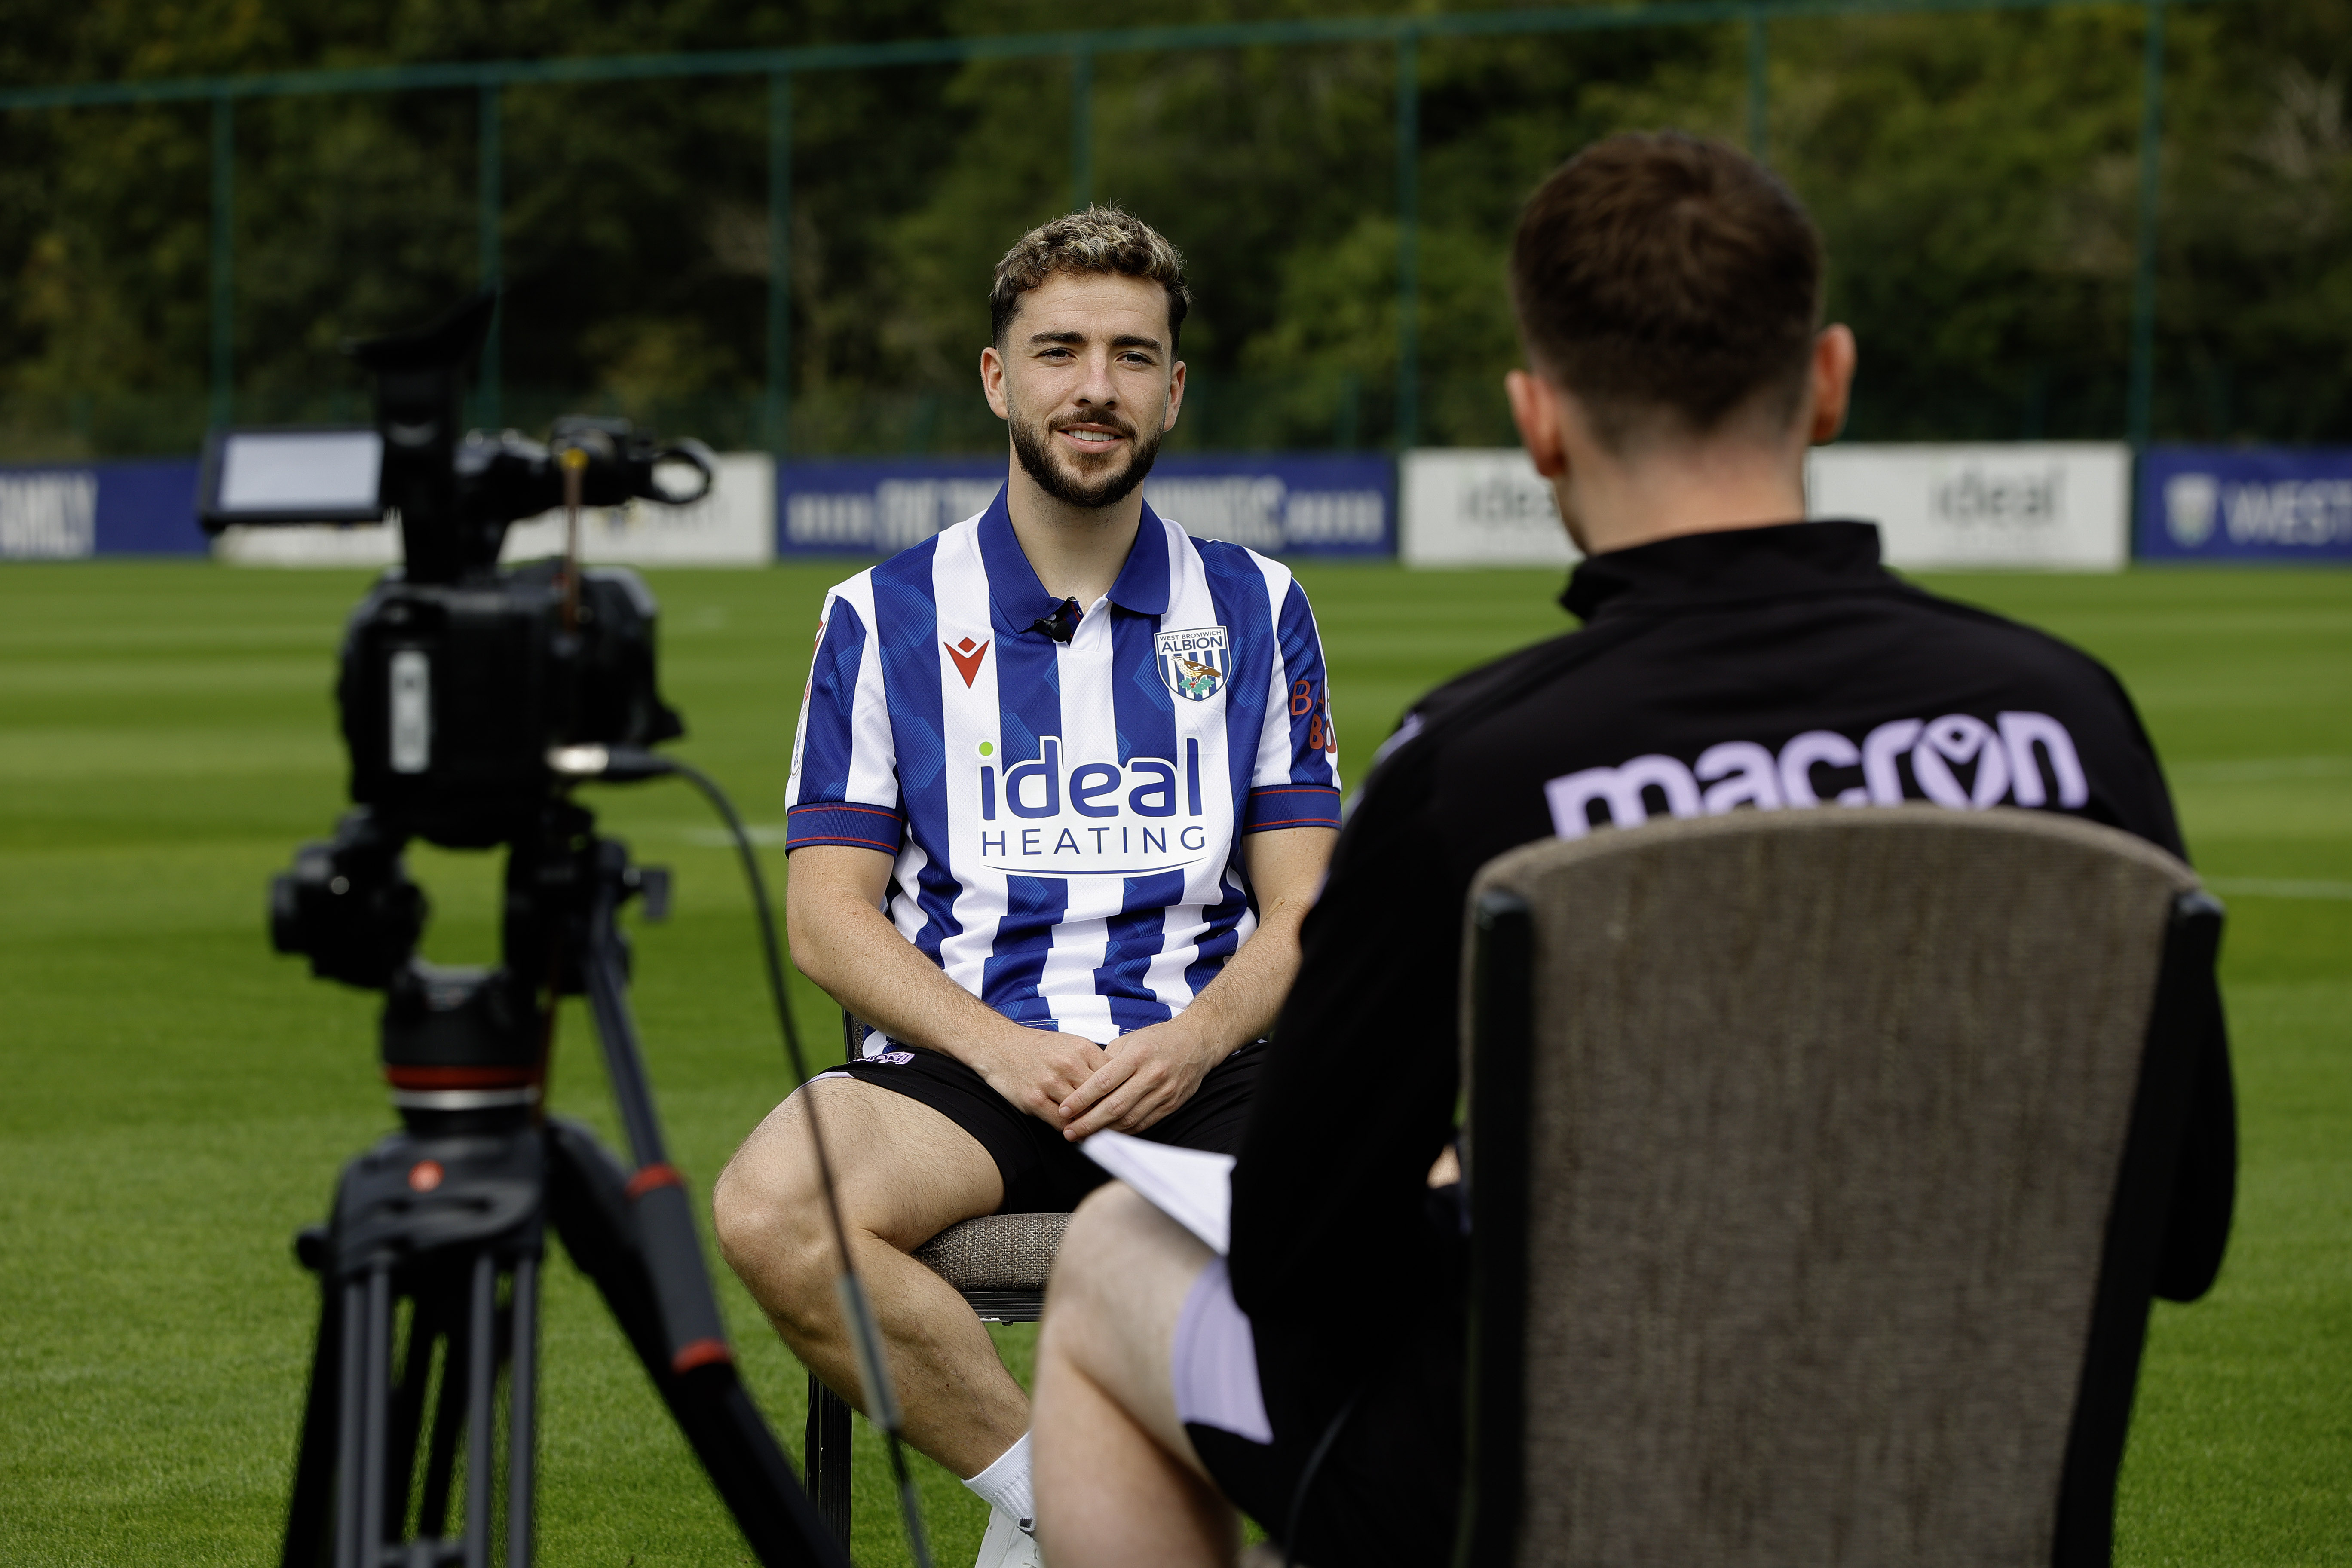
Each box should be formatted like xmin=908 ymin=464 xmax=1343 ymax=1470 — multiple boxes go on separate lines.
xmin=671 ymin=1337 xmax=733 ymax=1373
xmin=625 ymin=1162 xmax=683 ymax=1199
xmin=384 ymin=1064 xmax=541 ymax=1090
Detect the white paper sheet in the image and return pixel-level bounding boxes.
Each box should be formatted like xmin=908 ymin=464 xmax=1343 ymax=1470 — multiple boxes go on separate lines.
xmin=1078 ymin=1130 xmax=1234 ymax=1255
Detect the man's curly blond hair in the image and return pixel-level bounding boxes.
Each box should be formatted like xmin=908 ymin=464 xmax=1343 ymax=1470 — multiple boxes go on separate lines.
xmin=989 ymin=206 xmax=1191 ymax=353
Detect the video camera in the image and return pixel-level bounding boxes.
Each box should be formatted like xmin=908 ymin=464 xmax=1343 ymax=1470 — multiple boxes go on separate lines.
xmin=204 ymin=294 xmax=710 ymax=855
xmin=242 ymin=298 xmax=861 ymax=1568
xmin=199 ymin=293 xmax=711 ymax=1026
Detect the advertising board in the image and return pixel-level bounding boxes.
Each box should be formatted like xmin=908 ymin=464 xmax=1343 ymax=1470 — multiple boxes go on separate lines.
xmin=213 ymin=451 xmax=776 ymax=567
xmin=1398 ymin=448 xmax=1578 ymax=567
xmin=2138 ymin=447 xmax=2352 ymax=563
xmin=0 ymin=459 xmax=205 ymax=558
xmin=1404 ymin=443 xmax=2132 ymax=571
xmin=776 ymin=453 xmax=1393 ymax=559
xmin=1805 ymin=443 xmax=2130 ymax=571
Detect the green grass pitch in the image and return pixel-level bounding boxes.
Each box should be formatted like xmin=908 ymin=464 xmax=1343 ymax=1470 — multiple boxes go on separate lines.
xmin=0 ymin=558 xmax=2345 ymax=1565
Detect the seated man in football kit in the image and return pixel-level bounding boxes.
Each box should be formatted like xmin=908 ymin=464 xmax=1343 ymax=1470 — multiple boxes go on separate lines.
xmin=710 ymin=206 xmax=1341 ymax=1568
xmin=1031 ymin=134 xmax=2234 ymax=1567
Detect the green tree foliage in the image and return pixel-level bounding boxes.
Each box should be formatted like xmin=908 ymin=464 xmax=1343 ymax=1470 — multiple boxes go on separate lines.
xmin=1773 ymin=3 xmax=2352 ymax=442
xmin=1778 ymin=9 xmax=2157 ymax=438
xmin=2158 ymin=0 xmax=2352 ymax=440
xmin=0 ymin=0 xmax=2346 ymax=458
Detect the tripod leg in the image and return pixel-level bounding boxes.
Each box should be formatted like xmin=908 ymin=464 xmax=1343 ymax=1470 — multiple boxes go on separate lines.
xmin=285 ymin=1128 xmax=552 ymax=1568
xmin=804 ymin=1375 xmax=853 ymax=1550
xmin=459 ymin=1251 xmax=495 ymax=1568
xmin=415 ymin=1308 xmax=468 ymax=1543
xmin=507 ymin=1251 xmax=539 ymax=1568
xmin=331 ymin=1273 xmax=376 ymax=1568
xmin=356 ymin=1267 xmax=393 ymax=1567
xmin=384 ymin=1288 xmax=441 ymax=1539
xmin=544 ymin=1118 xmax=846 ymax=1568
xmin=333 ymin=1279 xmax=365 ymax=1568
xmin=282 ymin=1276 xmax=344 ymax=1568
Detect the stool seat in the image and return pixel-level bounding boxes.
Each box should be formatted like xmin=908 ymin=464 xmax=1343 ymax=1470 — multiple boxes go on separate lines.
xmin=913 ymin=1211 xmax=1070 ymax=1317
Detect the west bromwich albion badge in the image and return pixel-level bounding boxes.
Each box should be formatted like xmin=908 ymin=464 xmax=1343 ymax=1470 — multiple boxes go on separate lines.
xmin=1155 ymin=625 xmax=1229 ymax=702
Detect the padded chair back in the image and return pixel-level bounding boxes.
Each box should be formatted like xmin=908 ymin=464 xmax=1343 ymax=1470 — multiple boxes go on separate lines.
xmin=1456 ymin=807 xmax=2213 ymax=1568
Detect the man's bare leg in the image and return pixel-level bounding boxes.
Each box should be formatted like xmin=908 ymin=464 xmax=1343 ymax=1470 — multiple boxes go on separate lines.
xmin=1033 ymin=1182 xmax=1238 ymax=1568
xmin=713 ymin=1077 xmax=1027 ymax=1476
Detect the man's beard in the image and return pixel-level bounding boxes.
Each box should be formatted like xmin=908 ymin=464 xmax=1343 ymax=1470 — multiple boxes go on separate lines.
xmin=1009 ymin=404 xmax=1164 ymax=511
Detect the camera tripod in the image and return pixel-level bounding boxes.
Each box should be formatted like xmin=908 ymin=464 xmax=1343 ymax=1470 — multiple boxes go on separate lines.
xmin=279 ymin=802 xmax=845 ymax=1568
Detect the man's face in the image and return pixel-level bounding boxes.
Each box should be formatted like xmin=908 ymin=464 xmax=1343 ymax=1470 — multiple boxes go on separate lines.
xmin=983 ymin=270 xmax=1185 ymax=511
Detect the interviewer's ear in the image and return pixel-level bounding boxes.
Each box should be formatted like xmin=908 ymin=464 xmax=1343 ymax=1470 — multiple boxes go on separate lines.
xmin=1506 ymin=368 xmax=1569 ymax=479
xmin=1808 ymin=325 xmax=1857 ymax=445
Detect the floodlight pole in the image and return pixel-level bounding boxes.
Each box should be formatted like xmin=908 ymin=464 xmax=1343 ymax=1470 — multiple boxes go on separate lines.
xmin=478 ymin=84 xmax=504 ymax=432
xmin=1394 ymin=30 xmax=1419 ymax=453
xmin=2125 ymin=0 xmax=2165 ymax=450
xmin=1071 ymin=51 xmax=1094 ymax=211
xmin=210 ymin=95 xmax=234 ymax=430
xmin=767 ymin=71 xmax=793 ymax=459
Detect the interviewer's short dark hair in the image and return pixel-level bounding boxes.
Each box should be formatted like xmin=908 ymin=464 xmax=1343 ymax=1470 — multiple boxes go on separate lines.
xmin=1510 ymin=133 xmax=1822 ymax=450
xmin=990 ymin=206 xmax=1191 ymax=354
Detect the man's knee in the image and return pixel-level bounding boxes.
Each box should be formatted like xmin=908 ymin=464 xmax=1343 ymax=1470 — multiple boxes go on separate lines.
xmin=1054 ymin=1181 xmax=1169 ymax=1311
xmin=716 ymin=1079 xmax=1004 ymax=1308
xmin=1046 ymin=1182 xmax=1207 ymax=1382
xmin=1042 ymin=1180 xmax=1216 ymax=1483
xmin=712 ymin=1097 xmax=840 ymax=1319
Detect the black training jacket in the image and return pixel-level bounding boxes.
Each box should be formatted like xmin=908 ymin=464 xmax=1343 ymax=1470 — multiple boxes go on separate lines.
xmin=1228 ymin=520 xmax=2236 ymax=1437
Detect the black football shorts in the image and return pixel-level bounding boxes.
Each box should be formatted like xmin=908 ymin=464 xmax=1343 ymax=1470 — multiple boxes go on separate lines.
xmin=821 ymin=1036 xmax=1265 ymax=1213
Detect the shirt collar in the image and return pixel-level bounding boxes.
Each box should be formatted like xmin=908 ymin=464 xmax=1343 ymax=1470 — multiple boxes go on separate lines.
xmin=1106 ymin=501 xmax=1173 ymax=615
xmin=976 ymin=484 xmax=1173 ymax=628
xmin=1561 ymin=520 xmax=1892 ymax=620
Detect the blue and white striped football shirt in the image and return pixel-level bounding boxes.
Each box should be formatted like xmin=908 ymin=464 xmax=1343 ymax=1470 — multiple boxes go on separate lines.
xmin=785 ymin=486 xmax=1341 ymax=1051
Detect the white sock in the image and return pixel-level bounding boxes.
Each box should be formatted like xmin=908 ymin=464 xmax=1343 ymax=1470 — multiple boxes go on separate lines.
xmin=963 ymin=1431 xmax=1035 ymax=1529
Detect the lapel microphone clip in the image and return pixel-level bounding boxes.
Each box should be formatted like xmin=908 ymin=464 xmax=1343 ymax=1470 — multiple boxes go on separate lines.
xmin=1029 ymin=597 xmax=1083 ymax=643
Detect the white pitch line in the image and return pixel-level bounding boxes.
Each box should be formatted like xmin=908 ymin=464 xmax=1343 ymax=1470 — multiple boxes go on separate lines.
xmin=679 ymin=825 xmax=791 ymax=847
xmin=2171 ymin=757 xmax=2352 ymax=784
xmin=2205 ymin=878 xmax=2352 ymax=902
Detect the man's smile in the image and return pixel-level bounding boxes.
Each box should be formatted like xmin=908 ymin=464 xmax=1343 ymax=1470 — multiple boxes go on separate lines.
xmin=1058 ymin=423 xmax=1127 ymax=452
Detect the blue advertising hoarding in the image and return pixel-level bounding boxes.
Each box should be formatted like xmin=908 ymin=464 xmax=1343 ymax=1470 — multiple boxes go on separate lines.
xmin=2139 ymin=447 xmax=2352 ymax=563
xmin=0 ymin=459 xmax=206 ymax=558
xmin=776 ymin=452 xmax=1394 ymax=559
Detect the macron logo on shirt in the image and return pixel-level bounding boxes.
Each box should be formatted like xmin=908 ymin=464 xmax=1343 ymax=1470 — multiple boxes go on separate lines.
xmin=1545 ymin=710 xmax=2091 ymax=839
xmin=946 ymin=637 xmax=991 ymax=688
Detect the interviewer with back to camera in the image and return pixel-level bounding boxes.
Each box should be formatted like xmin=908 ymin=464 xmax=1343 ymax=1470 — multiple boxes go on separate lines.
xmin=708 ymin=207 xmax=1340 ymax=1568
xmin=1030 ymin=133 xmax=2235 ymax=1567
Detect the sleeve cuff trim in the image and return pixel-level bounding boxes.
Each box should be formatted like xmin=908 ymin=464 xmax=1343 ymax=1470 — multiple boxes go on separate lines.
xmin=1243 ymin=784 xmax=1342 ymax=833
xmin=785 ymin=800 xmax=906 ymax=854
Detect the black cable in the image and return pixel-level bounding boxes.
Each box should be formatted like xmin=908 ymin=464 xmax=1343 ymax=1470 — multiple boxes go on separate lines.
xmin=1282 ymin=1394 xmax=1360 ymax=1568
xmin=569 ymin=746 xmax=935 ymax=1568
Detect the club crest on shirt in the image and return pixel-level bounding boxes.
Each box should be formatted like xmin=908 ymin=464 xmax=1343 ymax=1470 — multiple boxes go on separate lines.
xmin=1155 ymin=625 xmax=1229 ymax=702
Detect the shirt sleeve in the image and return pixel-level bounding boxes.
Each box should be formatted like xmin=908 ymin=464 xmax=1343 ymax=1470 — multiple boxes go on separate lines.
xmin=1242 ymin=573 xmax=1343 ymax=833
xmin=784 ymin=586 xmax=906 ymax=854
